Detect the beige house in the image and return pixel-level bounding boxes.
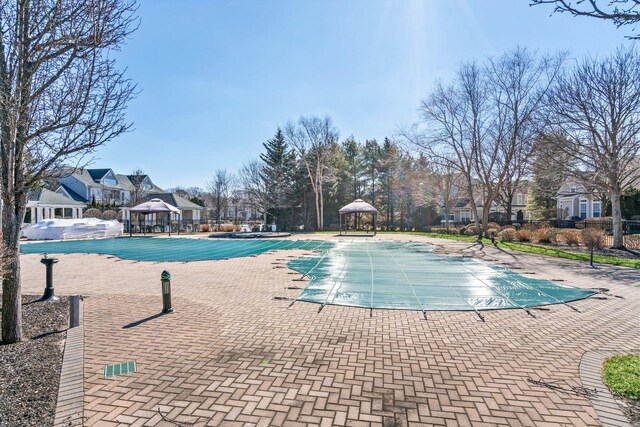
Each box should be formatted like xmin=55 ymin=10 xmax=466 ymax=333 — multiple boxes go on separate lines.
xmin=556 ymin=179 xmax=604 ymax=219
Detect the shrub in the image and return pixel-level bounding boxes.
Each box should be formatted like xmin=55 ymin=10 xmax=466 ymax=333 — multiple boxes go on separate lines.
xmin=487 ymin=222 xmax=500 ymax=229
xmin=536 ymin=227 xmax=558 ymax=245
xmin=430 ymin=227 xmax=447 ymax=234
xmin=516 ymin=229 xmax=533 ymax=242
xmin=101 ymin=210 xmax=117 ymax=220
xmin=523 ymin=222 xmax=546 ymax=231
xmin=513 ymin=223 xmax=522 ymax=230
xmin=499 ymin=225 xmax=516 ymax=232
xmin=498 ymin=228 xmax=516 ymax=242
xmin=562 ymin=229 xmax=581 ymax=246
xmin=465 ymin=227 xmax=477 ymax=236
xmin=83 ymin=208 xmax=102 ymax=219
xmin=200 ymin=224 xmax=210 ymax=232
xmin=219 ymin=224 xmax=239 ymax=232
xmin=581 ymin=228 xmax=605 ymax=250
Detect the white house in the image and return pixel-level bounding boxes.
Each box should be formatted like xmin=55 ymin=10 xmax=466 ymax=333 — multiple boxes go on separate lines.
xmin=24 ymin=188 xmax=86 ymax=225
xmin=556 ymin=179 xmax=604 ymax=220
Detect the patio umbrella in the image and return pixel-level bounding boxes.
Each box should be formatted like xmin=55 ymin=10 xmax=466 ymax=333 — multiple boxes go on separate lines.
xmin=339 ymin=199 xmax=379 ymax=235
xmin=129 ymin=198 xmax=180 ymax=236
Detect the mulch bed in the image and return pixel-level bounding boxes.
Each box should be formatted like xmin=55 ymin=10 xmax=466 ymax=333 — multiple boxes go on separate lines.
xmin=0 ymin=295 xmax=69 ymax=427
xmin=616 ymin=396 xmax=640 ymax=426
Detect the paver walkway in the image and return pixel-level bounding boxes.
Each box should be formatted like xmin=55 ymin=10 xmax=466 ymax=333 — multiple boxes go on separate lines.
xmin=19 ymin=234 xmax=640 ymax=426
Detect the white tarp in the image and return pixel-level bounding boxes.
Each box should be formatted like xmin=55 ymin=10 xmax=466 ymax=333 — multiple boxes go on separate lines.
xmin=22 ymin=218 xmax=123 ymax=240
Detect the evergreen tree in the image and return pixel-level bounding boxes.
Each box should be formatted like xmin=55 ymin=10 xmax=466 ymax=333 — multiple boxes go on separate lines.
xmin=260 ymin=128 xmax=296 ymax=227
xmin=260 ymin=128 xmax=296 ymax=211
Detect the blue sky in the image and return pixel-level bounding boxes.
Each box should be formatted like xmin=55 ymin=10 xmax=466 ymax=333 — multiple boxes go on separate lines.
xmin=95 ymin=0 xmax=630 ymax=189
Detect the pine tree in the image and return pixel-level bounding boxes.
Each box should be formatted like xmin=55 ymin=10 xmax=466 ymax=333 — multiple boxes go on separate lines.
xmin=260 ymin=128 xmax=296 ymax=227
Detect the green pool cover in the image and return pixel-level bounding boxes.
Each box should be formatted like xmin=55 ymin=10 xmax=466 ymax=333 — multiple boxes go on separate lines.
xmin=21 ymin=238 xmax=595 ymax=311
xmin=288 ymin=240 xmax=595 ymax=311
xmin=21 ymin=238 xmax=332 ymax=262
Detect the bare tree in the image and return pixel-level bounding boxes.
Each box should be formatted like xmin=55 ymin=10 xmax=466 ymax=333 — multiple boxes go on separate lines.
xmin=488 ymin=48 xmax=565 ymax=222
xmin=239 ymin=160 xmax=270 ymax=227
xmin=0 ymin=0 xmax=138 ymax=343
xmin=413 ymin=63 xmax=483 ymax=235
xmin=285 ymin=116 xmax=338 ymax=230
xmin=531 ymin=0 xmax=640 ymax=39
xmin=207 ymin=169 xmax=234 ymax=229
xmin=129 ymin=168 xmax=148 ymax=205
xmin=546 ymin=47 xmax=640 ymax=248
xmin=415 ymin=49 xmax=563 ymax=236
xmin=428 ymin=161 xmax=458 ymax=230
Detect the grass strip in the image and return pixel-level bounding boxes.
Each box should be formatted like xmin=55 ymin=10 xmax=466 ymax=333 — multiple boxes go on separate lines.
xmin=603 ymin=354 xmax=640 ymax=400
xmin=418 ymin=233 xmax=640 ymax=269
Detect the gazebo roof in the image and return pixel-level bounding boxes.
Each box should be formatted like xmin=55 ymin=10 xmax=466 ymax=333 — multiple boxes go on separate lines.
xmin=339 ymin=199 xmax=378 ymax=214
xmin=130 ymin=198 xmax=180 ymax=214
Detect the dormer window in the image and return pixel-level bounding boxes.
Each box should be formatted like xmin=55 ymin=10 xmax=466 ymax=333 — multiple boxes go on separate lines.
xmin=570 ymin=186 xmax=576 ymax=193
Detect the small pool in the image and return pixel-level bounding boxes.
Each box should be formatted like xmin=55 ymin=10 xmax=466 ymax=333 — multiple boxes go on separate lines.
xmin=21 ymin=238 xmax=595 ymax=311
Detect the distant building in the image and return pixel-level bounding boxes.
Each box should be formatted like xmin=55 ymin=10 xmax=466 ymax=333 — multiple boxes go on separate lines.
xmin=24 ymin=188 xmax=86 ymax=225
xmin=555 ymin=179 xmax=604 ymax=220
xmin=56 ymin=168 xmax=163 ymax=205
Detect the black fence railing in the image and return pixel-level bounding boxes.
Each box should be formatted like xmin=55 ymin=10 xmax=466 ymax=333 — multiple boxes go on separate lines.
xmin=122 ymin=219 xmax=212 ymax=234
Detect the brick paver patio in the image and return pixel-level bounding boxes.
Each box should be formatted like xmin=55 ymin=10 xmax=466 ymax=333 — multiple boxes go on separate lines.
xmin=19 ymin=234 xmax=640 ymax=426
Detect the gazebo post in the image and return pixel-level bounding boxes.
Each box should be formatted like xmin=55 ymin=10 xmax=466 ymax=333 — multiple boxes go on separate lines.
xmin=168 ymin=212 xmax=171 ymax=237
xmin=374 ymin=213 xmax=377 ymax=236
xmin=339 ymin=213 xmax=342 ymax=236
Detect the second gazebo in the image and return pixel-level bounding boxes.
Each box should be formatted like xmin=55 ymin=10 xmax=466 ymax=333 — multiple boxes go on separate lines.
xmin=338 ymin=199 xmax=379 ymax=236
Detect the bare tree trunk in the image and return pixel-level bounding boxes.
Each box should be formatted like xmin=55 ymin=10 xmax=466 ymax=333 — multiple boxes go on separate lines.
xmin=610 ymin=189 xmax=624 ymax=248
xmin=2 ymin=201 xmax=25 ymax=343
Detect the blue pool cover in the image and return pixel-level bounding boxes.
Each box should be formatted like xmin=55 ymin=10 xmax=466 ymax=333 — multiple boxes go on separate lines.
xmin=21 ymin=238 xmax=595 ymax=311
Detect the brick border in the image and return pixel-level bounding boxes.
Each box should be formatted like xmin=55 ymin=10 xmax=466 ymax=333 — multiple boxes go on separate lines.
xmin=580 ymin=350 xmax=634 ymax=427
xmin=54 ymin=299 xmax=84 ymax=426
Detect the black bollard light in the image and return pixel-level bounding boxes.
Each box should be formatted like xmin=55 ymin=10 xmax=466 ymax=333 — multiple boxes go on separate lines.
xmin=40 ymin=254 xmax=60 ymax=302
xmin=491 ymin=231 xmax=497 ymax=246
xmin=161 ymin=270 xmax=173 ymax=313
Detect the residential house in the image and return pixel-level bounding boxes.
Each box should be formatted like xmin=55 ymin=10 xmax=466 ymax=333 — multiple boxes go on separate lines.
xmin=144 ymin=192 xmax=204 ymax=222
xmin=555 ymin=179 xmax=604 ymax=220
xmin=441 ymin=180 xmax=530 ymax=223
xmin=56 ymin=168 xmax=163 ymax=206
xmin=24 ymin=188 xmax=86 ymax=225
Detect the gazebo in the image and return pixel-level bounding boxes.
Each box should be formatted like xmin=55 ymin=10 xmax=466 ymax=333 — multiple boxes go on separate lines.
xmin=339 ymin=199 xmax=379 ymax=236
xmin=129 ymin=198 xmax=180 ymax=236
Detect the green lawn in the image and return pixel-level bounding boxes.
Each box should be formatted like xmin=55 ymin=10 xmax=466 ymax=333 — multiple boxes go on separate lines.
xmin=310 ymin=231 xmax=640 ymax=268
xmin=416 ymin=232 xmax=640 ymax=269
xmin=603 ymin=354 xmax=640 ymax=400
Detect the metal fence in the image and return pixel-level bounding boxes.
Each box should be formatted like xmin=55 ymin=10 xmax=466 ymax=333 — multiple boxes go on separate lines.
xmin=122 ymin=219 xmax=213 ymax=234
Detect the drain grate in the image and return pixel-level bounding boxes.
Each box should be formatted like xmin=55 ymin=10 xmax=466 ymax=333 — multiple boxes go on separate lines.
xmin=104 ymin=361 xmax=136 ymax=378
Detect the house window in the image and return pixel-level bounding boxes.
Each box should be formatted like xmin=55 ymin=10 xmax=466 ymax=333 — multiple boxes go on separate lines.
xmin=449 ymin=213 xmax=455 ymax=221
xmin=461 ymin=210 xmax=471 ymax=222
xmin=570 ymin=186 xmax=576 ymax=193
xmin=593 ymin=201 xmax=601 ymax=218
xmin=516 ymin=193 xmax=523 ymax=205
xmin=580 ymin=200 xmax=588 ymax=219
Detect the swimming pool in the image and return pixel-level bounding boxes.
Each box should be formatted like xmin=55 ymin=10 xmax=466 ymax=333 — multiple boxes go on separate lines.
xmin=21 ymin=238 xmax=595 ymax=311
xmin=21 ymin=237 xmax=332 ymax=262
xmin=289 ymin=240 xmax=595 ymax=311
